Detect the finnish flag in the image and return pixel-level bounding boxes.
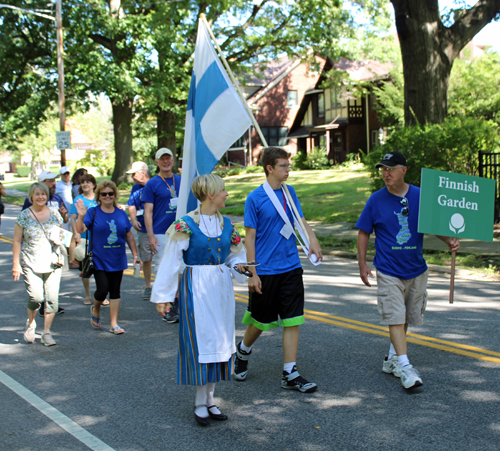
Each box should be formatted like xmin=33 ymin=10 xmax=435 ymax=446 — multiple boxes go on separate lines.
xmin=177 ymin=19 xmax=253 ymax=218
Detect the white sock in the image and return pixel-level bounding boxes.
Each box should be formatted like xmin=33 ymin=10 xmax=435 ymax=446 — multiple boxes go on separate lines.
xmin=194 ymin=386 xmax=209 ymax=418
xmin=240 ymin=342 xmax=252 ymax=353
xmin=283 ymin=362 xmax=296 ymax=374
xmin=398 ymin=354 xmax=410 ymax=368
xmin=388 ymin=343 xmax=397 ymax=359
xmin=206 ymin=382 xmax=220 ymax=414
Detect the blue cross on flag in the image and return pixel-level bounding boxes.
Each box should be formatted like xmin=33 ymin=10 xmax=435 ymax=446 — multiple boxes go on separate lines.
xmin=177 ymin=19 xmax=253 ymax=217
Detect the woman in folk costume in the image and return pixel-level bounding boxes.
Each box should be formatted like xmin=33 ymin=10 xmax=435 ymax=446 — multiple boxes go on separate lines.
xmin=151 ymin=174 xmax=249 ymax=426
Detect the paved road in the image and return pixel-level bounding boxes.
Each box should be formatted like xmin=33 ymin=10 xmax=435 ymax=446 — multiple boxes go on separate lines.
xmin=1 ymin=203 xmax=500 ymax=451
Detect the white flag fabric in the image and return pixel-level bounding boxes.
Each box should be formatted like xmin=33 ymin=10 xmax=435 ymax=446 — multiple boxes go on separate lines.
xmin=177 ymin=19 xmax=252 ymax=218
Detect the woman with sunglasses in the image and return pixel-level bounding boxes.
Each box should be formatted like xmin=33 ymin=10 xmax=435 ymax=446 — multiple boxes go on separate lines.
xmin=151 ymin=174 xmax=249 ymax=426
xmin=75 ymin=180 xmax=141 ymax=334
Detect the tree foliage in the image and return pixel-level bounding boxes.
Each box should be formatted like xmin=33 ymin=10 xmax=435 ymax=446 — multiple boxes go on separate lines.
xmin=365 ymin=116 xmax=500 ymax=191
xmin=448 ymin=49 xmax=500 ymax=124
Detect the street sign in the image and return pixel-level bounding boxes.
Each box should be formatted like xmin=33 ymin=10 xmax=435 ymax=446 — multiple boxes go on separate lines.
xmin=56 ymin=131 xmax=71 ymax=150
xmin=418 ymin=168 xmax=495 ymax=241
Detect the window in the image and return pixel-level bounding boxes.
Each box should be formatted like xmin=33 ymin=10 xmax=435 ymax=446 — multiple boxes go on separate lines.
xmin=230 ymin=134 xmax=246 ymax=149
xmin=261 ymin=127 xmax=288 ymax=146
xmin=318 ymin=93 xmax=325 ymax=117
xmin=287 ymin=90 xmax=298 ymax=108
xmin=330 ymin=85 xmax=341 ymax=108
xmin=371 ymin=130 xmax=379 ymax=146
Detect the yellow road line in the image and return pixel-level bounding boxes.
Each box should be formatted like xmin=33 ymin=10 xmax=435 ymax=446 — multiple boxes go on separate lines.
xmin=234 ymin=292 xmax=500 ymax=365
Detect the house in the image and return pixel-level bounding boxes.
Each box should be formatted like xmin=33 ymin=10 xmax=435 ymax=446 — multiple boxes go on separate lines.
xmin=228 ymin=55 xmax=392 ymax=166
xmin=289 ymin=58 xmax=393 ymax=164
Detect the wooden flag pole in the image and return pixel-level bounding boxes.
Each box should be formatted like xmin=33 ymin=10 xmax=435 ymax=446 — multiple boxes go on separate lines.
xmin=200 ymin=15 xmax=268 ymax=148
xmin=449 ymin=250 xmax=456 ymax=304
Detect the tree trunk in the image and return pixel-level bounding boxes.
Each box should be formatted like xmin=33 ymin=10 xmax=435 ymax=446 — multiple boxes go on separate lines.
xmin=111 ymin=97 xmax=134 ymax=185
xmin=392 ymin=1 xmax=451 ymax=125
xmin=157 ymin=108 xmax=177 ymax=160
xmin=391 ymin=0 xmax=500 ymax=126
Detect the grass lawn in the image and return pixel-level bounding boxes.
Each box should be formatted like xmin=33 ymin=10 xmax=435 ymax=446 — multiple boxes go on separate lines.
xmin=223 ymin=168 xmax=371 ymax=223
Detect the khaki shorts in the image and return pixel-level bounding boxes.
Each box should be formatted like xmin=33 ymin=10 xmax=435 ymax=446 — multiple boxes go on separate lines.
xmin=376 ymin=269 xmax=429 ymax=326
xmin=137 ymin=232 xmax=153 ymax=262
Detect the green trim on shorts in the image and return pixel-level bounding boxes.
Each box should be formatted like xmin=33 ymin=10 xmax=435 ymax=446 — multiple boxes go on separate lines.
xmin=242 ymin=311 xmax=280 ymax=331
xmin=281 ymin=315 xmax=305 ymax=327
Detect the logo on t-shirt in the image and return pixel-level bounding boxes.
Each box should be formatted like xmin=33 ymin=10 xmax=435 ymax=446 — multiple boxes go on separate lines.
xmin=106 ymin=220 xmax=118 ymax=245
xmin=394 ymin=210 xmax=411 ymax=245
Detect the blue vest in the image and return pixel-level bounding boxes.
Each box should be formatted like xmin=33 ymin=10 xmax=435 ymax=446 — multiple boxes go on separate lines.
xmin=182 ymin=215 xmax=232 ymax=266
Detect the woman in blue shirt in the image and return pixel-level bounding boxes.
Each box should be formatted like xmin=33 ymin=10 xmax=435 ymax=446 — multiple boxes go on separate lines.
xmin=76 ymin=180 xmax=141 ymax=334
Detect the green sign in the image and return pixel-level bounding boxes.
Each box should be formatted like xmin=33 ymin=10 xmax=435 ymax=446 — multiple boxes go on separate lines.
xmin=418 ymin=168 xmax=495 ymax=241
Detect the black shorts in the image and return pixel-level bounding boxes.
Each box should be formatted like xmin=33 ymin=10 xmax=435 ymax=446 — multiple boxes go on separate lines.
xmin=242 ymin=267 xmax=305 ymax=331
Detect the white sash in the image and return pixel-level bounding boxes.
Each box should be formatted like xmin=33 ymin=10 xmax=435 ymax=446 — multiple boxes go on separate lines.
xmin=263 ymin=181 xmax=321 ymax=266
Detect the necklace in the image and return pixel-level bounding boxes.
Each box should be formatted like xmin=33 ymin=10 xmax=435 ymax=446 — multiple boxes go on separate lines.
xmin=200 ymin=209 xmax=223 ymax=272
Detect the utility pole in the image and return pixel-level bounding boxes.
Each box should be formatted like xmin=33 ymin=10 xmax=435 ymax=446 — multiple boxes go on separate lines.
xmin=56 ymin=0 xmax=66 ymax=166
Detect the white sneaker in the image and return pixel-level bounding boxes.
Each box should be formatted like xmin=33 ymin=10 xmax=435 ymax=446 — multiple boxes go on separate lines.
xmin=24 ymin=319 xmax=36 ymax=343
xmin=400 ymin=364 xmax=423 ymax=389
xmin=41 ymin=331 xmax=56 ymax=347
xmin=382 ymin=355 xmax=402 ymax=378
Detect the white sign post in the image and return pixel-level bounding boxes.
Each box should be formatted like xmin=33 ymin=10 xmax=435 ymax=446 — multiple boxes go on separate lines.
xmin=56 ymin=131 xmax=71 ymax=150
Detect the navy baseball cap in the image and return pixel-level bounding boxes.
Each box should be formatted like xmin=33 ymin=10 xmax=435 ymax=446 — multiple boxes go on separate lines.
xmin=375 ymin=151 xmax=407 ymax=168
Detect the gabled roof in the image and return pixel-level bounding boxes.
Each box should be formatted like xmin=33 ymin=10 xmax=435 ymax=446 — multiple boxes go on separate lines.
xmin=241 ymin=56 xmax=295 ymax=87
xmin=333 ymin=58 xmax=393 ymax=81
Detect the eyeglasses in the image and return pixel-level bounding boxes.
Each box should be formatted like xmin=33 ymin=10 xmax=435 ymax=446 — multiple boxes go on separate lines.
xmin=379 ymin=166 xmax=402 ymax=173
xmin=275 ymin=164 xmax=291 ymax=169
xmin=400 ymin=197 xmax=409 ymax=216
xmin=100 ymin=191 xmax=115 ymax=197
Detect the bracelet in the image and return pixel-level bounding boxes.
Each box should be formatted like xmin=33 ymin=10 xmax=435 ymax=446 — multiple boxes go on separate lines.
xmin=133 ymin=256 xmax=139 ymax=258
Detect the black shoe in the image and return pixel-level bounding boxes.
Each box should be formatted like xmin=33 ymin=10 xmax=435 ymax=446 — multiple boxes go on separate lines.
xmin=208 ymin=405 xmax=228 ymax=421
xmin=281 ymin=366 xmax=317 ymax=393
xmin=234 ymin=341 xmax=251 ymax=381
xmin=194 ymin=406 xmax=209 ymax=426
xmin=56 ymin=307 xmax=65 ymax=315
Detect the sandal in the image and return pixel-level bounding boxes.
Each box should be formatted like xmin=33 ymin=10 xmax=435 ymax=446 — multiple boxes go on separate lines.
xmin=90 ymin=306 xmax=100 ymax=329
xmin=83 ymin=298 xmax=92 ymax=305
xmin=102 ymin=299 xmax=110 ymax=306
xmin=109 ymin=326 xmax=124 ymax=335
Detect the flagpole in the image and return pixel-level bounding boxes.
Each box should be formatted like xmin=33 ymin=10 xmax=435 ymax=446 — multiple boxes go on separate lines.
xmin=199 ymin=15 xmax=311 ymax=249
xmin=200 ymin=15 xmax=268 ymax=148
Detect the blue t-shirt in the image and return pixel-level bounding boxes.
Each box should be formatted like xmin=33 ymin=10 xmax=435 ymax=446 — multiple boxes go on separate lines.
xmin=84 ymin=206 xmax=132 ymax=272
xmin=244 ymin=184 xmax=303 ymax=275
xmin=70 ymin=195 xmax=97 ymax=240
xmin=356 ymin=184 xmax=427 ymax=279
xmin=142 ymin=174 xmax=181 ymax=234
xmin=22 ymin=193 xmax=64 ymax=211
xmin=127 ymin=184 xmax=146 ymax=232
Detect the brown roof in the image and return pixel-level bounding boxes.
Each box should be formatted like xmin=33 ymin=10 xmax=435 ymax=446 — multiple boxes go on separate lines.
xmin=333 ymin=58 xmax=393 ymax=81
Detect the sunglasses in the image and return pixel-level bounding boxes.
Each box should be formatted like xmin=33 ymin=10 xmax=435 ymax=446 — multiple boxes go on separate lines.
xmin=100 ymin=191 xmax=115 ymax=197
xmin=400 ymin=197 xmax=409 ymax=216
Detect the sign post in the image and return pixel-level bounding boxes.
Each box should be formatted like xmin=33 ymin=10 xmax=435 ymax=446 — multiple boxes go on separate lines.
xmin=418 ymin=168 xmax=495 ymax=303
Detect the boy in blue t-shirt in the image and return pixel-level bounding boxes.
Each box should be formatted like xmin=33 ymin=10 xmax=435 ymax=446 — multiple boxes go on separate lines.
xmin=356 ymin=151 xmax=460 ymax=390
xmin=235 ymin=147 xmax=322 ymax=393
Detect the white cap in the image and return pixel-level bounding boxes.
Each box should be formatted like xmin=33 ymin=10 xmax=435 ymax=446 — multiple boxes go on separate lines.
xmin=38 ymin=171 xmax=60 ymax=182
xmin=155 ymin=148 xmax=174 ymax=159
xmin=60 ymin=166 xmax=70 ymax=174
xmin=126 ymin=161 xmax=149 ymax=174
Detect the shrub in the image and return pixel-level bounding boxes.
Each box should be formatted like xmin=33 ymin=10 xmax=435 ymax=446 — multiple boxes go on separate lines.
xmin=364 ymin=117 xmax=500 ymax=191
xmin=16 ymin=165 xmax=30 ymax=177
xmin=244 ymin=165 xmax=262 ymax=174
xmin=292 ymin=147 xmax=330 ymax=170
xmin=49 ymin=166 xmax=60 ymax=174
